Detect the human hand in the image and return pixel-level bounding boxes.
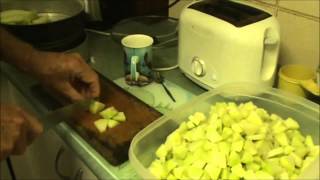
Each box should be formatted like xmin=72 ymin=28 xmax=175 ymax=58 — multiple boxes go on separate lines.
xmin=0 ymin=105 xmax=43 ymax=161
xmin=29 ymin=51 xmax=100 ymax=102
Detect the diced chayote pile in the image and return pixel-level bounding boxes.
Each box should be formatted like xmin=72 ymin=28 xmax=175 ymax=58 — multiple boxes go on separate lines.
xmin=149 ymin=102 xmax=319 ymax=180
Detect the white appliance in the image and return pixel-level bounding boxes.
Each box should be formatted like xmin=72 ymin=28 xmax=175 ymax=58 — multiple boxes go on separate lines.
xmin=178 ymin=0 xmax=280 ymax=89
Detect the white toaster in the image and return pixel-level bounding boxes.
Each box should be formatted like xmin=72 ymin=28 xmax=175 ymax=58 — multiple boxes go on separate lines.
xmin=178 ymin=0 xmax=280 ymax=89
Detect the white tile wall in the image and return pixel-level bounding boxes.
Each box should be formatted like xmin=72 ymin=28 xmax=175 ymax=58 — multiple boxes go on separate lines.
xmin=277 ymin=11 xmax=319 ymax=69
xmin=279 ymin=0 xmax=320 ymax=17
xmin=239 ymin=0 xmax=278 ymax=15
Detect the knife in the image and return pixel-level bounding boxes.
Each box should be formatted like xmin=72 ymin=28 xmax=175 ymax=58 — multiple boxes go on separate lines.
xmin=41 ymin=99 xmax=93 ymax=131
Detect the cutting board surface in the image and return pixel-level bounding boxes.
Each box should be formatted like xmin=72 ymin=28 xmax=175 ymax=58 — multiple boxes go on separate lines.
xmin=31 ymin=76 xmax=193 ymax=166
xmin=65 ymin=78 xmax=162 ymax=165
xmin=114 ymin=78 xmax=194 ymax=113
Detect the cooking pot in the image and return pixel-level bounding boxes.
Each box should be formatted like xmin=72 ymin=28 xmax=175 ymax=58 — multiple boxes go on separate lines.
xmin=0 ymin=0 xmax=85 ymax=51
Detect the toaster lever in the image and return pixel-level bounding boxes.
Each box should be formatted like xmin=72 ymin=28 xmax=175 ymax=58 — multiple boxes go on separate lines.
xmin=264 ymin=37 xmax=278 ymax=45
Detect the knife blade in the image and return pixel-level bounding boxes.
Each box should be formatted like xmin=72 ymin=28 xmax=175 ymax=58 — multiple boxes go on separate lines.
xmin=41 ymin=99 xmax=93 ymax=131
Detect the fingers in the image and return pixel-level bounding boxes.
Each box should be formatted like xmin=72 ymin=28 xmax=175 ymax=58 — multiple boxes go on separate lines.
xmin=69 ymin=52 xmax=82 ymax=59
xmin=12 ymin=119 xmax=27 ymax=155
xmin=52 ymin=81 xmax=85 ymax=102
xmin=79 ymin=71 xmax=100 ymax=99
xmin=0 ymin=121 xmax=20 ymax=160
xmin=20 ymin=110 xmax=43 ymax=144
xmin=68 ymin=53 xmax=100 ymax=99
xmin=35 ymin=52 xmax=100 ymax=101
xmin=0 ymin=106 xmax=41 ymax=159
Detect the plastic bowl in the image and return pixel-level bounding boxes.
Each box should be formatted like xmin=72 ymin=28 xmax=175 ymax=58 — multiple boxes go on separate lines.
xmin=129 ymin=83 xmax=320 ymax=179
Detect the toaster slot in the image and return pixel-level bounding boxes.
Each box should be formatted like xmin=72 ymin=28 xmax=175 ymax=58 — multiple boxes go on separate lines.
xmin=189 ymin=0 xmax=271 ymax=27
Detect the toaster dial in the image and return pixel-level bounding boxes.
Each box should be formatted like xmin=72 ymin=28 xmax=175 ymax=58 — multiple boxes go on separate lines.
xmin=191 ymin=57 xmax=206 ymax=77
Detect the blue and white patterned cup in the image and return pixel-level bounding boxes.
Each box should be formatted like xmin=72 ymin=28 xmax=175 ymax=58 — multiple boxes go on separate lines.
xmin=121 ymin=34 xmax=154 ymax=86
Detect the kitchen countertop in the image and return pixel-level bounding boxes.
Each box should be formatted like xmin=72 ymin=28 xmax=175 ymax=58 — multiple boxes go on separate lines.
xmin=1 ymin=30 xmax=206 ymax=179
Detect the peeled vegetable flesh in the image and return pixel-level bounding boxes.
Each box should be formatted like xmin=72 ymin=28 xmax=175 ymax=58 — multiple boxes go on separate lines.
xmin=100 ymin=106 xmax=118 ymax=119
xmin=90 ymin=102 xmax=126 ymax=133
xmin=89 ymin=100 xmax=106 ymax=114
xmin=94 ymin=119 xmax=109 ymax=133
xmin=112 ymin=112 xmax=126 ymax=122
xmin=149 ymin=102 xmax=319 ymax=180
xmin=0 ymin=10 xmax=51 ymax=25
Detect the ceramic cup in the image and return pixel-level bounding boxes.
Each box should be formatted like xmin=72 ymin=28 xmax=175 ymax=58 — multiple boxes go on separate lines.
xmin=278 ymin=64 xmax=318 ymax=97
xmin=121 ymin=34 xmax=154 ymax=86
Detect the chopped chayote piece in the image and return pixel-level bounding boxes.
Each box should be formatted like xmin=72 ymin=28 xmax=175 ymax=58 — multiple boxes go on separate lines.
xmin=99 ymin=106 xmax=118 ymax=119
xmin=228 ymin=151 xmax=241 ymax=167
xmin=275 ymin=132 xmax=289 ymax=146
xmin=205 ymin=164 xmax=221 ymax=179
xmin=93 ymin=119 xmax=108 ymax=133
xmin=89 ymin=101 xmax=105 ymax=114
xmin=112 ymin=112 xmax=126 ymax=122
xmin=284 ymin=118 xmax=300 ymax=130
xmin=267 ymin=147 xmax=284 ymax=158
xmin=107 ymin=119 xmax=120 ymax=129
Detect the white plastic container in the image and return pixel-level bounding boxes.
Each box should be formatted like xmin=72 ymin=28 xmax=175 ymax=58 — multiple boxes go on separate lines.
xmin=129 ymin=83 xmax=319 ymax=179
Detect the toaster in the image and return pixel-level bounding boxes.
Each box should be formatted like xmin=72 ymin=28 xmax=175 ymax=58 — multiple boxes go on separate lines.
xmin=178 ymin=0 xmax=280 ymax=89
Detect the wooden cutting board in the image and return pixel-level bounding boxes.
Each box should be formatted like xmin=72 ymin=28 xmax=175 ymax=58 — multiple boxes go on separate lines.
xmin=33 ymin=76 xmax=162 ymax=166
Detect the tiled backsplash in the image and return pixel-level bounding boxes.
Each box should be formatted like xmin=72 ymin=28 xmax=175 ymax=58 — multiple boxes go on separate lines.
xmin=169 ymin=0 xmax=320 ymax=70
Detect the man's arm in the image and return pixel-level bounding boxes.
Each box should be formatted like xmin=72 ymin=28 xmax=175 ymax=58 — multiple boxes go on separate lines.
xmin=0 ymin=26 xmax=100 ymax=101
xmin=0 ymin=28 xmax=43 ymax=161
xmin=0 ymin=26 xmax=100 ymax=161
xmin=0 ymin=27 xmax=36 ymax=73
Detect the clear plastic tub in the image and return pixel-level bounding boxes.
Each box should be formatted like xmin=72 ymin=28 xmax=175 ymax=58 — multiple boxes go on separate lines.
xmin=129 ymin=83 xmax=320 ymax=179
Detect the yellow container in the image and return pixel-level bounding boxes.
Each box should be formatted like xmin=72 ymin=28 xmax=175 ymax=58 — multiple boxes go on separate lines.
xmin=278 ymin=64 xmax=316 ymax=97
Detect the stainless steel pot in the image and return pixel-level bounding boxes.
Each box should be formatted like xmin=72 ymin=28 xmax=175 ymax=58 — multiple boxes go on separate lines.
xmin=0 ymin=0 xmax=85 ymax=51
xmin=79 ymin=0 xmax=103 ymax=21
